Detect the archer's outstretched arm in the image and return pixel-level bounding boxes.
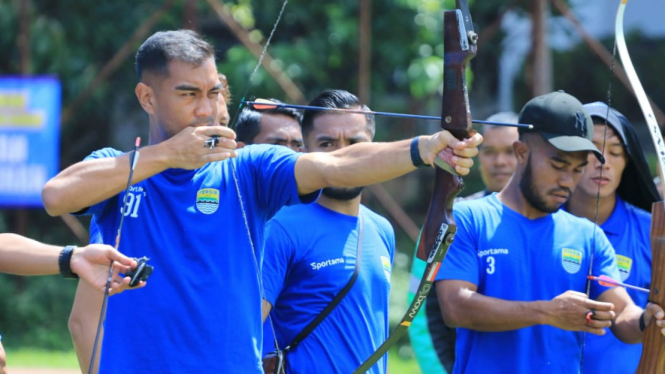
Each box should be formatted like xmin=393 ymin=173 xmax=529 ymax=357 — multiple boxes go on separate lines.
xmin=294 ymin=131 xmax=482 ymax=196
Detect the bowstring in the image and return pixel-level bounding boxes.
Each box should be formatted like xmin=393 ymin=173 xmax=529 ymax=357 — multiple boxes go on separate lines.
xmin=580 ymin=32 xmax=617 ymax=374
xmin=227 ymin=0 xmax=289 ymax=131
xmin=88 ymin=144 xmax=140 ymax=374
xmin=227 ymin=0 xmax=289 ymax=358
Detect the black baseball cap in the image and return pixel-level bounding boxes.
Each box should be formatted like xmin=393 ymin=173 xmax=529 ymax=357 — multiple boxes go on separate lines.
xmin=518 ymin=91 xmax=604 ymax=163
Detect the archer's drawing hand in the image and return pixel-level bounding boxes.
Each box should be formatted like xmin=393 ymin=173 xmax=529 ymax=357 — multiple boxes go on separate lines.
xmin=162 ymin=126 xmax=238 ymax=169
xmin=420 ymin=131 xmax=482 ymax=176
xmin=70 ymin=244 xmax=145 ymax=295
xmin=545 ymin=290 xmax=615 ymax=335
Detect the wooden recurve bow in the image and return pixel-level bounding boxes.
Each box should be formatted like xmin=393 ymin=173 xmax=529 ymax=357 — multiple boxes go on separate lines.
xmin=615 ymin=0 xmax=665 ymax=372
xmin=352 ymin=1 xmax=477 ymax=372
xmin=416 ymin=0 xmax=477 ymax=262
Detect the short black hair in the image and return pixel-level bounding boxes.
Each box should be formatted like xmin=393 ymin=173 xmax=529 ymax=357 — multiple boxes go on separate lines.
xmin=235 ymin=99 xmax=302 ymax=144
xmin=301 ymin=90 xmax=375 ymax=139
xmin=135 ymin=30 xmax=215 ymax=81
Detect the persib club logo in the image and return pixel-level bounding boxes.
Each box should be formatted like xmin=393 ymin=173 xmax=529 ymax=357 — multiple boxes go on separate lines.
xmin=196 ymin=188 xmax=220 ymax=215
xmin=562 ymin=248 xmax=582 ymax=274
xmin=616 ymin=255 xmax=633 ymax=282
xmin=381 ymin=256 xmax=391 ymax=281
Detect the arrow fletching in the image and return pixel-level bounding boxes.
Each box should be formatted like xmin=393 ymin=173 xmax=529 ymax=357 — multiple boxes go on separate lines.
xmin=588 ymin=274 xmax=650 ymax=294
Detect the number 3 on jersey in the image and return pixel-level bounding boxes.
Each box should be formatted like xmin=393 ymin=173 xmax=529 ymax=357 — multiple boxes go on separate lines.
xmin=486 ymin=256 xmax=495 ymax=274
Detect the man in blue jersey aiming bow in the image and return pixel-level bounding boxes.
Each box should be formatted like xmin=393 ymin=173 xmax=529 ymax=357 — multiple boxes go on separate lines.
xmin=41 ymin=30 xmax=482 ymax=373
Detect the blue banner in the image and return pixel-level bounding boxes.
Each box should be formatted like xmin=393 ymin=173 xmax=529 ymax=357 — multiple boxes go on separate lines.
xmin=0 ymin=77 xmax=61 ymax=207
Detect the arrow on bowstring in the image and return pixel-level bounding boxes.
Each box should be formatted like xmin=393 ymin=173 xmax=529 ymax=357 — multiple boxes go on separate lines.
xmin=588 ymin=275 xmax=650 ymax=294
xmin=244 ymin=99 xmax=533 ymax=129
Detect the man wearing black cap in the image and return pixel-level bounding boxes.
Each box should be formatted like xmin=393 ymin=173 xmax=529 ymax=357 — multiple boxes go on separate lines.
xmin=433 ymin=91 xmax=665 ymax=374
xmin=566 ymin=102 xmax=660 ymax=374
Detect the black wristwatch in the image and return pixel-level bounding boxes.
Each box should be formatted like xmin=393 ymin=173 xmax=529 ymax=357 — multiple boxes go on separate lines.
xmin=59 ymin=245 xmax=79 ymax=279
xmin=410 ymin=136 xmax=427 ymax=168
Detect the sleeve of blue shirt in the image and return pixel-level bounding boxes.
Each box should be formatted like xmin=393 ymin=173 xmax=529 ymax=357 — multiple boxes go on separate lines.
xmin=76 ymin=147 xmax=123 ymax=216
xmin=435 ymin=204 xmax=479 ymax=285
xmin=387 ymin=222 xmax=396 ymax=264
xmin=239 ymin=145 xmax=319 ymax=219
xmin=262 ymin=218 xmax=295 ymax=306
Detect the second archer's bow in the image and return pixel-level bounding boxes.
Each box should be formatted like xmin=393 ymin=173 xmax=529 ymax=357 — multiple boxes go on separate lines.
xmin=614 ymin=0 xmax=665 ymax=372
xmin=352 ymin=1 xmax=476 ymax=372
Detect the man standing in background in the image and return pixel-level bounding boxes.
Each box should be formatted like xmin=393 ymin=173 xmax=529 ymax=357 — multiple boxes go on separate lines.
xmin=236 ymin=100 xmax=304 ymax=152
xmin=262 ymin=90 xmax=395 ymax=374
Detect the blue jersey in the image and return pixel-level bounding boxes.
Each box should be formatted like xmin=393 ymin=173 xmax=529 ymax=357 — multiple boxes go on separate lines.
xmin=262 ymin=203 xmax=395 ymax=374
xmin=583 ymin=197 xmax=651 ymax=374
xmin=435 ymin=194 xmax=620 ymax=374
xmin=84 ymin=144 xmax=316 ymax=373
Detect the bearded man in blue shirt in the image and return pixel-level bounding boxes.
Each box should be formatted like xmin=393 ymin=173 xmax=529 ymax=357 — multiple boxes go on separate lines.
xmin=261 ymin=90 xmax=395 ymax=374
xmin=435 ymin=91 xmax=665 ymax=374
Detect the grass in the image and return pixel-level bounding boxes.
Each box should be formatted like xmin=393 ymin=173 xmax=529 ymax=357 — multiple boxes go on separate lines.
xmin=388 ymin=347 xmax=422 ymax=374
xmin=5 ymin=348 xmax=78 ymax=369
xmin=4 ymin=347 xmax=422 ymax=373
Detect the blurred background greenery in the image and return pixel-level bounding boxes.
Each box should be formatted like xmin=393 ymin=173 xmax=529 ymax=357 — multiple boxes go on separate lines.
xmin=1 ymin=0 xmax=664 ymax=371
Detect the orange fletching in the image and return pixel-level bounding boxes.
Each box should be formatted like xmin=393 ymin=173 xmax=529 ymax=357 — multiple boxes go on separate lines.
xmin=251 ymin=98 xmax=279 ymax=110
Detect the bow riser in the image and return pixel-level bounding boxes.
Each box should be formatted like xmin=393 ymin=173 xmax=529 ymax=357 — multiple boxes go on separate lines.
xmin=416 ymin=7 xmax=475 ymax=261
xmin=416 ymin=169 xmax=464 ymax=261
xmin=637 ymin=201 xmax=665 ymax=373
xmin=441 ymin=9 xmax=476 ymax=140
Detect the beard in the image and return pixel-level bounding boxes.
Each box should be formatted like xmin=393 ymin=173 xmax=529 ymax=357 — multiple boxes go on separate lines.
xmin=520 ymin=156 xmax=568 ymax=214
xmin=321 ymin=186 xmax=364 ymax=201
